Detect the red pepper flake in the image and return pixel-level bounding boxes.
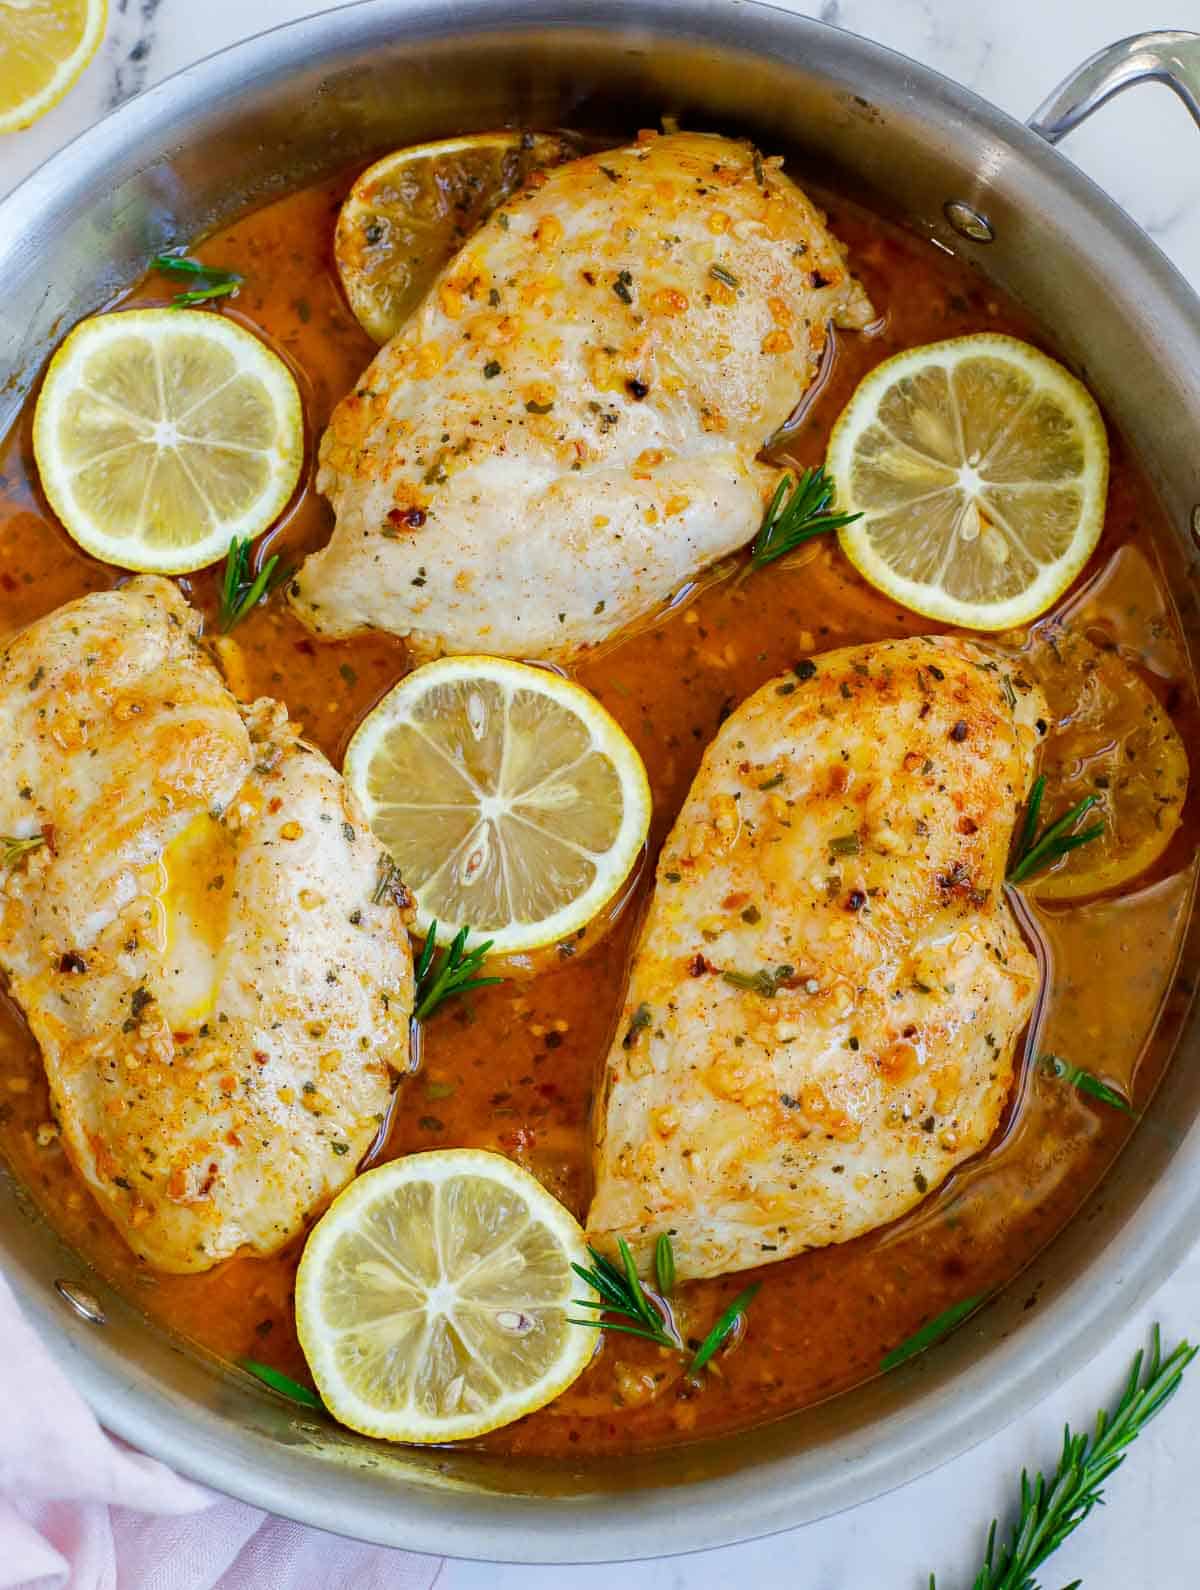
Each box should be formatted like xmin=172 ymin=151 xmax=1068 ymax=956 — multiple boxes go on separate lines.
xmin=387 ymin=506 xmax=427 ymax=530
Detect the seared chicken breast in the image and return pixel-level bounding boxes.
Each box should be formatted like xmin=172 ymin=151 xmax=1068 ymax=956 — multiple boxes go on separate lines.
xmin=588 ymin=637 xmax=1045 ymax=1280
xmin=293 ymin=131 xmax=874 ymax=659
xmin=0 ymin=578 xmax=412 ymax=1272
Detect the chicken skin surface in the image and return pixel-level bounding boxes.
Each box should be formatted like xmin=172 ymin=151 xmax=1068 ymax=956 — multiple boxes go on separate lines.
xmin=292 ymin=131 xmax=874 ymax=660
xmin=588 ymin=637 xmax=1045 ymax=1280
xmin=0 ymin=577 xmax=413 ymax=1272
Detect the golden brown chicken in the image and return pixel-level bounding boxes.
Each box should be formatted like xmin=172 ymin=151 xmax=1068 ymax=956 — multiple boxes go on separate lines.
xmin=588 ymin=636 xmax=1045 ymax=1280
xmin=292 ymin=130 xmax=873 ymax=659
xmin=0 ymin=578 xmax=413 ymax=1272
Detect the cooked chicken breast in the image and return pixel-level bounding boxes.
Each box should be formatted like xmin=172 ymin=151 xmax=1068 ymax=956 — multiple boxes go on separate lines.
xmin=0 ymin=577 xmax=413 ymax=1272
xmin=588 ymin=637 xmax=1045 ymax=1281
xmin=292 ymin=130 xmax=874 ymax=660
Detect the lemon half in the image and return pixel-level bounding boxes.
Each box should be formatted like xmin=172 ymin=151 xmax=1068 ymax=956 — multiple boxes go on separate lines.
xmin=828 ymin=334 xmax=1108 ymax=630
xmin=0 ymin=0 xmax=106 ymax=134
xmin=33 ymin=308 xmax=303 ymax=574
xmin=334 ymin=131 xmax=576 ymax=343
xmin=295 ymin=1150 xmax=596 ymax=1442
xmin=1026 ymin=629 xmax=1188 ymax=900
xmin=344 ymin=656 xmax=651 ymax=956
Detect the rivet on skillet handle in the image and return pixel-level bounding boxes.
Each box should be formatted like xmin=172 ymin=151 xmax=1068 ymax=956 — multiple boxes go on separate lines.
xmin=1027 ymin=30 xmax=1200 ymax=144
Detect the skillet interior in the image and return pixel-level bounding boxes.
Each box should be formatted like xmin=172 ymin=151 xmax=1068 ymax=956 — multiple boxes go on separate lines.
xmin=2 ymin=0 xmax=1200 ymax=1562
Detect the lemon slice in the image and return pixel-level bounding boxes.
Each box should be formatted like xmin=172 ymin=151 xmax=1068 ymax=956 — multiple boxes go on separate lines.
xmin=295 ymin=1149 xmax=596 ymax=1442
xmin=33 ymin=308 xmax=303 ymax=574
xmin=1023 ymin=629 xmax=1188 ymax=900
xmin=335 ymin=130 xmax=576 ymax=343
xmin=0 ymin=0 xmax=106 ymax=134
xmin=344 ymin=656 xmax=651 ymax=956
xmin=828 ymin=334 xmax=1108 ymax=630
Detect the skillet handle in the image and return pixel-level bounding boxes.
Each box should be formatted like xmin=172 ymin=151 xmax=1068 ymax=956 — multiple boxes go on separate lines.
xmin=1028 ymin=29 xmax=1200 ymax=143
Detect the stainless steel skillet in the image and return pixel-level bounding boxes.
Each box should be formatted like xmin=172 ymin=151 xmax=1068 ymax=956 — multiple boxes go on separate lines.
xmin=2 ymin=1 xmax=1200 ymax=1563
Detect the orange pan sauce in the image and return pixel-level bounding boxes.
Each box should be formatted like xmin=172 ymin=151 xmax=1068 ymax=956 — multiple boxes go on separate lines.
xmin=0 ymin=162 xmax=1196 ymax=1458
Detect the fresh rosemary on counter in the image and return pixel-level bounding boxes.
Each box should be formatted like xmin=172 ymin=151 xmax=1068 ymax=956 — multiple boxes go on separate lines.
xmin=749 ymin=465 xmax=861 ymax=569
xmin=570 ymin=1233 xmax=758 ymax=1374
xmin=931 ymin=1326 xmax=1196 ymax=1590
xmin=1007 ymin=775 xmax=1104 ymax=885
xmin=218 ymin=536 xmax=290 ymax=633
xmin=152 ymin=252 xmax=244 ymax=308
xmin=413 ymin=921 xmax=503 ymax=1022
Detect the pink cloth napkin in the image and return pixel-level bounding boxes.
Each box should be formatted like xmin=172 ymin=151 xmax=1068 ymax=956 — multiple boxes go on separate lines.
xmin=0 ymin=1272 xmax=444 ymax=1590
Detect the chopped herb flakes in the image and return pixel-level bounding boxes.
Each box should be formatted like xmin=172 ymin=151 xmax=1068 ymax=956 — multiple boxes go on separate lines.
xmin=722 ymin=964 xmax=795 ymax=998
xmin=622 ymin=1002 xmax=653 ymax=1048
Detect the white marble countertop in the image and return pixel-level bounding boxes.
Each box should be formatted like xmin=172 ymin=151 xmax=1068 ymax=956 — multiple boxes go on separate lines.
xmin=5 ymin=1 xmax=1200 ymax=1586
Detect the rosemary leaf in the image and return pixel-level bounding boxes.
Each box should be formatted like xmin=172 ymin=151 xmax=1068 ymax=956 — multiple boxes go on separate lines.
xmin=880 ymin=1294 xmax=986 ymax=1373
xmin=1 ymin=833 xmax=46 ymax=869
xmin=654 ymin=1232 xmax=676 ymax=1297
xmin=152 ymin=252 xmax=244 ymax=309
xmin=749 ymin=465 xmax=861 ymax=569
xmin=618 ymin=1235 xmax=659 ymax=1331
xmin=372 ymin=858 xmax=409 ymax=908
xmin=1041 ymin=1053 xmax=1136 ymax=1115
xmin=689 ymin=1284 xmax=760 ymax=1374
xmin=172 ymin=280 xmax=241 ymax=308
xmin=721 ymin=963 xmax=795 ymax=998
xmin=412 ymin=921 xmax=503 ymax=1022
xmin=932 ymin=1327 xmax=1197 ymax=1590
xmin=152 ymin=253 xmax=242 ymax=285
xmin=241 ymin=1358 xmax=324 ymax=1409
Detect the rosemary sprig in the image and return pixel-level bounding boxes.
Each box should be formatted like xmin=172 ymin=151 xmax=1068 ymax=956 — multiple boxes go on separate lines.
xmin=413 ymin=921 xmax=503 ymax=1022
xmin=569 ymin=1238 xmax=679 ymax=1349
xmin=933 ymin=1326 xmax=1196 ymax=1590
xmin=1041 ymin=1053 xmax=1135 ymax=1116
xmin=240 ymin=1358 xmax=324 ymax=1410
xmin=689 ymin=1284 xmax=760 ymax=1374
xmin=569 ymin=1235 xmax=759 ymax=1374
xmin=218 ymin=536 xmax=290 ymax=633
xmin=1007 ymin=776 xmax=1104 ymax=885
xmin=152 ymin=252 xmax=244 ymax=309
xmin=1 ymin=833 xmax=45 ymax=869
xmin=881 ymin=1294 xmax=987 ymax=1373
xmin=749 ymin=465 xmax=861 ymax=569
